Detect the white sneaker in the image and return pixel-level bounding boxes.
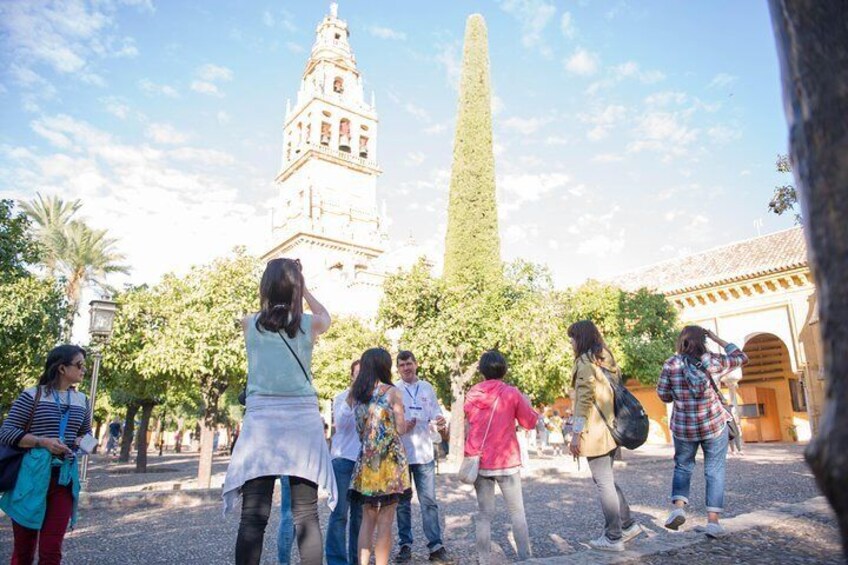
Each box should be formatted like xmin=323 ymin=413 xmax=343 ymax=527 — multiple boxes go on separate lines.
xmin=664 ymin=508 xmax=686 ymax=530
xmin=588 ymin=535 xmax=625 ymax=552
xmin=621 ymin=523 xmax=643 ymax=543
xmin=704 ymin=522 xmax=726 ymax=539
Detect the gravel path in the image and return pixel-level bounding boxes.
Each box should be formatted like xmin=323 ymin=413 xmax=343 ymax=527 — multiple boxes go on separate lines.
xmin=0 ymin=444 xmax=840 ymax=564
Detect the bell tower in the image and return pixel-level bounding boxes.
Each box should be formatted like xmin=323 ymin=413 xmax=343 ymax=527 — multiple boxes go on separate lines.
xmin=264 ymin=3 xmax=386 ymax=315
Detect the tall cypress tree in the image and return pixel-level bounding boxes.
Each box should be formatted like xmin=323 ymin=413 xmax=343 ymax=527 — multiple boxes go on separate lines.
xmin=443 ymin=14 xmax=501 ymax=288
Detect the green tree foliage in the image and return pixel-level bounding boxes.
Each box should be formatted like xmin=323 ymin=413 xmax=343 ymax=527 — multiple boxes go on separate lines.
xmin=138 ymin=248 xmax=260 ymax=486
xmin=0 ymin=199 xmax=40 ymax=282
xmin=565 ymin=281 xmax=678 ymax=385
xmin=443 ymin=14 xmax=501 ymax=288
xmin=102 ymin=285 xmax=182 ymax=471
xmin=20 ymin=194 xmax=129 ymax=340
xmin=768 ymin=154 xmax=801 ymax=223
xmin=312 ymin=316 xmax=386 ymax=399
xmin=0 ymin=200 xmax=66 ymax=416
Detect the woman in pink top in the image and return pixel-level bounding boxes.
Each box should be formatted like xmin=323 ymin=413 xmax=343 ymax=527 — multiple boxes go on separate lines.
xmin=464 ymin=350 xmax=540 ymax=564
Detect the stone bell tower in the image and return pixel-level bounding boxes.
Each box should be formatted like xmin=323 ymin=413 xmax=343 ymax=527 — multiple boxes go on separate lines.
xmin=264 ymin=3 xmax=387 ymax=316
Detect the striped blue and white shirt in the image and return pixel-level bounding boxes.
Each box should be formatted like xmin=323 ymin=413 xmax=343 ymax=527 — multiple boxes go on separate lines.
xmin=0 ymin=386 xmax=92 ymax=448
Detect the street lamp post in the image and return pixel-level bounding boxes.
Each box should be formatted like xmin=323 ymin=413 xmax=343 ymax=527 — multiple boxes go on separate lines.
xmin=80 ymin=298 xmax=118 ymax=491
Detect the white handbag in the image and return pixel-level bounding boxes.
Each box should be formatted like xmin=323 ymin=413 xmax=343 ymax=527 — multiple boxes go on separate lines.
xmin=458 ymin=395 xmax=501 ymax=485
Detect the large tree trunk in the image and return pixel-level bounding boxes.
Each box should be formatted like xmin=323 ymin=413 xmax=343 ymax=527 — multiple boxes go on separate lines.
xmin=135 ymin=401 xmax=155 ymax=473
xmin=119 ymin=403 xmax=140 ymax=463
xmin=197 ymin=379 xmax=226 ymax=488
xmin=447 ymin=352 xmax=478 ymax=464
xmin=769 ymin=0 xmax=848 ymax=554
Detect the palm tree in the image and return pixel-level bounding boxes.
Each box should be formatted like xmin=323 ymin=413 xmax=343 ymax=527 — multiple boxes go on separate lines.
xmin=59 ymin=221 xmax=129 ymax=340
xmin=21 ymin=194 xmax=129 ymax=340
xmin=19 ymin=193 xmax=82 ymax=277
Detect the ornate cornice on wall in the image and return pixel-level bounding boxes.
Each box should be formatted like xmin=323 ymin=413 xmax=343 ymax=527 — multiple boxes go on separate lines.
xmin=670 ymin=268 xmax=814 ymax=311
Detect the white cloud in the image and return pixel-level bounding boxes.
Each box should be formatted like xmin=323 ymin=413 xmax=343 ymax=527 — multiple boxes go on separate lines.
xmin=367 ymin=25 xmax=406 ymax=40
xmin=101 ymin=96 xmax=130 ymax=119
xmin=580 ymin=104 xmax=626 ymax=141
xmin=498 ymin=0 xmax=557 ymax=56
xmin=560 ymin=12 xmax=575 ymax=39
xmin=0 ymin=0 xmax=148 ymax=89
xmin=707 ymin=124 xmax=742 ymax=144
xmin=577 ymin=233 xmax=625 ymax=257
xmin=592 ymin=153 xmax=624 ymax=163
xmin=191 ymin=64 xmax=233 ymax=97
xmin=504 ymin=223 xmax=540 ymax=244
xmin=196 ymin=64 xmax=234 ymax=82
xmin=424 ymin=123 xmax=448 ymax=135
xmin=286 ymin=42 xmax=304 ymax=54
xmin=145 ymin=123 xmax=189 ymax=145
xmin=404 ymin=151 xmax=426 ymax=166
xmin=564 ymin=48 xmax=600 ymax=76
xmin=434 ymin=42 xmax=461 ymax=90
xmin=191 ymin=80 xmax=221 ymax=96
xmin=708 ymin=73 xmax=737 ymax=89
xmin=491 ymin=94 xmax=505 ymax=116
xmin=587 ymin=61 xmax=665 ymax=94
xmin=388 ymin=91 xmax=431 ymax=123
xmin=139 ymin=79 xmax=179 ymax=98
xmin=217 ymin=111 xmax=231 ymax=125
xmin=544 ymin=135 xmax=569 ymax=145
xmin=261 ymin=9 xmax=296 ymax=32
xmin=644 ymin=91 xmax=688 ymax=107
xmin=502 ymin=116 xmax=549 ymax=135
xmin=627 ymin=109 xmax=699 ymax=160
xmin=3 ymin=115 xmax=265 ymax=286
xmin=500 ymin=172 xmax=570 ymax=215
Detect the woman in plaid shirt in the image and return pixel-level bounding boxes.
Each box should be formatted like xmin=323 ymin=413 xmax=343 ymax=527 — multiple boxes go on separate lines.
xmin=657 ymin=326 xmax=748 ymax=539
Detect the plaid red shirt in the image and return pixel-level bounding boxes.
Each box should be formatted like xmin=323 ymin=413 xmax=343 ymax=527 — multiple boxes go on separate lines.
xmin=657 ymin=344 xmax=748 ymax=442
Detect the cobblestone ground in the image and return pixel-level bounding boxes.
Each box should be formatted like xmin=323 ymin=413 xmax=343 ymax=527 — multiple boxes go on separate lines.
xmin=630 ymin=511 xmax=843 ymax=565
xmin=0 ymin=444 xmax=841 ymax=564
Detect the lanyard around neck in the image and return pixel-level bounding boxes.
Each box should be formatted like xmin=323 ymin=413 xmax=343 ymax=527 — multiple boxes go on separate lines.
xmin=404 ymin=382 xmax=421 ymax=404
xmin=52 ymin=389 xmax=72 ymax=443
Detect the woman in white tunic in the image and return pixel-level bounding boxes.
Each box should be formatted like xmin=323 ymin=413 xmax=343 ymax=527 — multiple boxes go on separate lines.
xmin=223 ymin=258 xmax=335 ymax=565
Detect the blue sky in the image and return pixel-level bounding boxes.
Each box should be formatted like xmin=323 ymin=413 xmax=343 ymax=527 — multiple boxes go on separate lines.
xmin=0 ymin=0 xmax=795 ymax=289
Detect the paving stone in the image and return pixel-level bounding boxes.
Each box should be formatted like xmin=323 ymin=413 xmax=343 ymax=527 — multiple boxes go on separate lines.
xmin=0 ymin=444 xmax=841 ymax=564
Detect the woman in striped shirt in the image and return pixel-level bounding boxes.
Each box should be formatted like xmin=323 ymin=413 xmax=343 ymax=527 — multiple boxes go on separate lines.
xmin=0 ymin=344 xmax=93 ymax=565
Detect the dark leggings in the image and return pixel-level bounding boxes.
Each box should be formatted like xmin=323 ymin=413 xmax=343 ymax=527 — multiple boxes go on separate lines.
xmin=236 ymin=475 xmax=322 ymax=565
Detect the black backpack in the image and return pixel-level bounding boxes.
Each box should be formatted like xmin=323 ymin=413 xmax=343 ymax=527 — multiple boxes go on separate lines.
xmin=593 ymin=367 xmax=649 ymax=450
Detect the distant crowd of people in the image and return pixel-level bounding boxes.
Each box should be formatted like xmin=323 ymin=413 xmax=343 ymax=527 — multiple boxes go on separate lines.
xmin=0 ymin=255 xmax=748 ymax=565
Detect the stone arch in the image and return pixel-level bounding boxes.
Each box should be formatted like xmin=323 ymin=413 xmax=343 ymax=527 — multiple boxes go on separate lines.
xmin=737 ymin=333 xmax=808 ymax=442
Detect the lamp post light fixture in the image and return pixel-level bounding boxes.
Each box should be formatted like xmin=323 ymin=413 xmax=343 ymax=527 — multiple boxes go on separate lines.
xmin=80 ymin=298 xmax=118 ymax=490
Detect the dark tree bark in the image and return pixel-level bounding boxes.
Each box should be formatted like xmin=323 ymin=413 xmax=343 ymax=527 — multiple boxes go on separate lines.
xmin=118 ymin=403 xmax=139 ymax=463
xmin=769 ymin=0 xmax=848 ymax=554
xmin=135 ymin=401 xmax=155 ymax=473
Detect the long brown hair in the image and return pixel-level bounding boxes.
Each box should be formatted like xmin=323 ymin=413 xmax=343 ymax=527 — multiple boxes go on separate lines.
xmin=255 ymin=258 xmax=304 ymax=338
xmin=350 ymin=348 xmax=393 ymax=404
xmin=676 ymin=325 xmax=707 ymax=358
xmin=567 ymin=320 xmax=607 ymax=360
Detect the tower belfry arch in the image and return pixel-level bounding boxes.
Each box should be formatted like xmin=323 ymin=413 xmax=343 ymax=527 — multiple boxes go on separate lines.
xmin=263 ymin=3 xmax=387 ymax=316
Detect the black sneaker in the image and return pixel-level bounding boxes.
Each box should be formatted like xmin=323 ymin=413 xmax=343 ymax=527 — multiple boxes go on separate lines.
xmin=428 ymin=547 xmax=454 ymax=564
xmin=396 ymin=545 xmax=412 ymax=563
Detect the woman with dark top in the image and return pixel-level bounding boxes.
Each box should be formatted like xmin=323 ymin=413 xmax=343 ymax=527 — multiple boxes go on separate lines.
xmin=658 ymin=326 xmax=748 ymax=538
xmin=222 ymin=258 xmax=335 ymax=565
xmin=348 ymin=348 xmax=411 ymax=565
xmin=567 ymin=320 xmax=642 ymax=552
xmin=0 ymin=344 xmax=94 ymax=565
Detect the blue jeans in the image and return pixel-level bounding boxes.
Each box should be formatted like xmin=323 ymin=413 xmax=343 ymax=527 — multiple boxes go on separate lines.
xmin=325 ymin=458 xmax=363 ymax=565
xmin=672 ymin=426 xmax=729 ymax=513
xmin=277 ymin=476 xmax=294 ymax=564
xmin=397 ymin=460 xmax=443 ymax=552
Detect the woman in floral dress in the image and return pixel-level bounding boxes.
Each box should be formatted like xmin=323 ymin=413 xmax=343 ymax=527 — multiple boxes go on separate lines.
xmin=349 ymin=348 xmax=412 ymax=565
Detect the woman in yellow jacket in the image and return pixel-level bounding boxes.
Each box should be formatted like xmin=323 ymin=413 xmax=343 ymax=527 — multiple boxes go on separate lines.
xmin=567 ymin=320 xmax=643 ymax=552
